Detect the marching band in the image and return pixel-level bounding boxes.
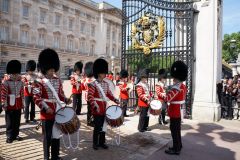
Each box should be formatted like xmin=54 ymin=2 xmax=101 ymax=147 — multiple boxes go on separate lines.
xmin=0 ymin=48 xmax=188 ymax=158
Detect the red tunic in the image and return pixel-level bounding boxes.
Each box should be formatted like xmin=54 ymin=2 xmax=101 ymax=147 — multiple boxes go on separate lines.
xmin=118 ymin=81 xmax=129 ymax=99
xmin=33 ymin=75 xmax=66 ymax=120
xmin=22 ymin=73 xmax=38 ymax=96
xmin=155 ymin=81 xmax=166 ymax=102
xmin=70 ymin=73 xmax=82 ymax=94
xmin=108 ymin=74 xmax=113 ymax=81
xmin=81 ymin=77 xmax=95 ymax=101
xmin=166 ymin=83 xmax=187 ymax=118
xmin=136 ymin=81 xmax=152 ymax=107
xmin=88 ymin=79 xmax=117 ymax=116
xmin=1 ymin=75 xmax=24 ymax=110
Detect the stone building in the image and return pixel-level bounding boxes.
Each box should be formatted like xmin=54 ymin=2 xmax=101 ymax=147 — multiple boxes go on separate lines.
xmin=0 ymin=0 xmax=122 ymax=77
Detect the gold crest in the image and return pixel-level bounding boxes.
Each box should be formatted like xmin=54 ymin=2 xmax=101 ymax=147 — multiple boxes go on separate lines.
xmin=131 ymin=12 xmax=165 ymax=55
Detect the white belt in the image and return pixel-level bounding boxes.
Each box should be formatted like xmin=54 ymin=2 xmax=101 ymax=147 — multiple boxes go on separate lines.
xmin=170 ymin=100 xmax=185 ymax=105
xmin=43 ymin=99 xmax=57 ymax=103
xmin=93 ymin=98 xmax=106 ymax=102
xmin=9 ymin=95 xmax=21 ymax=98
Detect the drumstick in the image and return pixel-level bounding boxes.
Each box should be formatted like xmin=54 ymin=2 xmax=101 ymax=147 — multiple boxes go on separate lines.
xmin=56 ymin=113 xmax=65 ymax=117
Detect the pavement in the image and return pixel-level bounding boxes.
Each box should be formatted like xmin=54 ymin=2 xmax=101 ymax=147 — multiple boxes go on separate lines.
xmin=0 ymin=80 xmax=240 ymax=160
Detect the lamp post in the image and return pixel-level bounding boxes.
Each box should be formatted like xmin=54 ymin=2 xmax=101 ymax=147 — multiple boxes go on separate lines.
xmin=230 ymin=39 xmax=237 ymax=62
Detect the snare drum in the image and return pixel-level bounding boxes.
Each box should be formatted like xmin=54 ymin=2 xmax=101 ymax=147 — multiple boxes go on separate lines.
xmin=55 ymin=107 xmax=80 ymax=134
xmin=150 ymin=100 xmax=162 ymax=115
xmin=106 ymin=105 xmax=124 ymax=127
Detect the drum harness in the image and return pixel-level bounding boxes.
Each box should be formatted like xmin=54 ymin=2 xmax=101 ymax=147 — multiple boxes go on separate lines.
xmin=94 ymin=80 xmax=121 ymax=146
xmin=43 ymin=78 xmax=80 ymax=150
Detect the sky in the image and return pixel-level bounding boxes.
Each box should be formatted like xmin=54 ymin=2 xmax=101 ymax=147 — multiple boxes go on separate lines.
xmin=93 ymin=0 xmax=240 ymax=36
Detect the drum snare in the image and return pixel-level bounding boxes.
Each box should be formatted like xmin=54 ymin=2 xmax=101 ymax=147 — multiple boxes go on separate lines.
xmin=106 ymin=105 xmax=124 ymax=127
xmin=55 ymin=107 xmax=80 ymax=134
xmin=150 ymin=100 xmax=162 ymax=115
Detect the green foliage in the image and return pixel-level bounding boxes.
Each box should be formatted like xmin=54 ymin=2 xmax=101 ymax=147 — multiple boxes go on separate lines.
xmin=222 ymin=32 xmax=240 ymax=62
xmin=127 ymin=51 xmax=174 ymax=74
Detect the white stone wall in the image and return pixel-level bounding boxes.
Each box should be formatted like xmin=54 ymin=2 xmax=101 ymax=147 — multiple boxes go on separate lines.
xmin=192 ymin=0 xmax=222 ymax=121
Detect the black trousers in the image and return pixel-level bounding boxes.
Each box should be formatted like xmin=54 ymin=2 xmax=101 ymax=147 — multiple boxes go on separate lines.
xmin=87 ymin=101 xmax=93 ymax=124
xmin=72 ymin=93 xmax=82 ymax=115
xmin=5 ymin=109 xmax=21 ymax=140
xmin=159 ymin=102 xmax=167 ymax=123
xmin=170 ymin=118 xmax=182 ymax=152
xmin=93 ymin=115 xmax=106 ymax=146
xmin=226 ymin=95 xmax=233 ymax=119
xmin=121 ymin=99 xmax=128 ymax=116
xmin=24 ymin=96 xmax=35 ymax=120
xmin=138 ymin=107 xmax=150 ymax=131
xmin=42 ymin=120 xmax=60 ymax=160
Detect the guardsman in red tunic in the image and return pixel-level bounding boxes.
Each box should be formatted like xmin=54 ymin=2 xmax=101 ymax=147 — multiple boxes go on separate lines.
xmin=33 ymin=48 xmax=70 ymax=160
xmin=119 ymin=69 xmax=130 ymax=117
xmin=136 ymin=68 xmax=152 ymax=132
xmin=107 ymin=72 xmax=114 ymax=81
xmin=1 ymin=60 xmax=24 ymax=143
xmin=164 ymin=61 xmax=187 ymax=155
xmin=22 ymin=60 xmax=38 ymax=123
xmin=82 ymin=61 xmax=95 ymax=126
xmin=88 ymin=58 xmax=119 ymax=150
xmin=155 ymin=69 xmax=168 ymax=125
xmin=70 ymin=61 xmax=83 ymax=115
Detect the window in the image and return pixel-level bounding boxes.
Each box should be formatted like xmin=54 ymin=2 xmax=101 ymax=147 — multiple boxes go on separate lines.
xmin=22 ymin=5 xmax=29 ymax=18
xmin=21 ymin=30 xmax=28 ymax=43
xmin=40 ymin=9 xmax=47 ymax=23
xmin=90 ymin=43 xmax=95 ymax=56
xmin=112 ymin=31 xmax=116 ymax=42
xmin=80 ymin=21 xmax=85 ymax=34
xmin=112 ymin=47 xmax=115 ymax=56
xmin=79 ymin=38 xmax=86 ymax=53
xmin=106 ymin=46 xmax=109 ymax=55
xmin=119 ymin=32 xmax=121 ymax=42
xmin=55 ymin=14 xmax=61 ymax=27
xmin=107 ymin=25 xmax=110 ymax=39
xmin=118 ymin=49 xmax=121 ymax=57
xmin=0 ymin=26 xmax=9 ymax=40
xmin=1 ymin=0 xmax=9 ymax=13
xmin=67 ymin=38 xmax=73 ymax=52
xmin=38 ymin=33 xmax=45 ymax=47
xmin=53 ymin=35 xmax=60 ymax=49
xmin=69 ymin=19 xmax=73 ymax=31
xmin=91 ymin=25 xmax=95 ymax=37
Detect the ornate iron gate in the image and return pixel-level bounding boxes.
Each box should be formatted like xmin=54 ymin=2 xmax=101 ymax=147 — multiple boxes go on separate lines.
xmin=121 ymin=0 xmax=194 ymax=117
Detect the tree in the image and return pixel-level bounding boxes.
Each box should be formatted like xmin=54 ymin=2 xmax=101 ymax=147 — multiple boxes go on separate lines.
xmin=222 ymin=32 xmax=240 ymax=62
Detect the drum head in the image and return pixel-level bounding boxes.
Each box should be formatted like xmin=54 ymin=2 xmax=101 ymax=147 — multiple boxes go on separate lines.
xmin=55 ymin=107 xmax=75 ymax=124
xmin=150 ymin=100 xmax=162 ymax=110
xmin=106 ymin=106 xmax=122 ymax=119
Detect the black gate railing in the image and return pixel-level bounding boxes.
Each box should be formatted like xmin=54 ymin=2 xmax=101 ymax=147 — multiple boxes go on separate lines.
xmin=121 ymin=0 xmax=194 ymax=118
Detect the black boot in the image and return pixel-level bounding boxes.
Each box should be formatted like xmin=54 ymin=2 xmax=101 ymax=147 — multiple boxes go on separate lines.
xmin=51 ymin=139 xmax=60 ymax=160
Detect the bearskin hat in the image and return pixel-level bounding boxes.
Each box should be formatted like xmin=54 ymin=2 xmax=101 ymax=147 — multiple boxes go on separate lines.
xmin=84 ymin=62 xmax=94 ymax=78
xmin=26 ymin=60 xmax=36 ymax=72
xmin=170 ymin=61 xmax=188 ymax=81
xmin=73 ymin=61 xmax=83 ymax=73
xmin=6 ymin=60 xmax=21 ymax=74
xmin=138 ymin=68 xmax=150 ymax=79
xmin=38 ymin=48 xmax=60 ymax=74
xmin=158 ymin=69 xmax=167 ymax=80
xmin=93 ymin=58 xmax=108 ymax=78
xmin=120 ymin=69 xmax=129 ymax=78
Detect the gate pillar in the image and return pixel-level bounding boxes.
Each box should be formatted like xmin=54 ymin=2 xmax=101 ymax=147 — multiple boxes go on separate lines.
xmin=192 ymin=0 xmax=222 ymax=121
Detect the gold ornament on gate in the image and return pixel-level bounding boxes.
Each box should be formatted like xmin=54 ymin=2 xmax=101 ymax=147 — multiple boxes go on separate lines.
xmin=131 ymin=12 xmax=165 ymax=55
